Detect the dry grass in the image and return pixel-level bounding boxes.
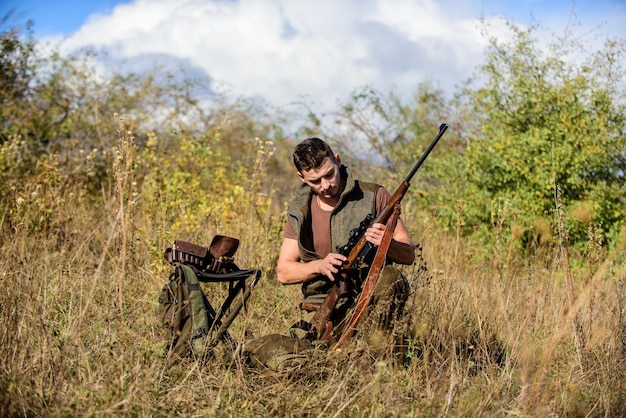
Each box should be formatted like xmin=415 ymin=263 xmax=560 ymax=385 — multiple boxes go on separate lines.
xmin=1 ymin=153 xmax=625 ymax=417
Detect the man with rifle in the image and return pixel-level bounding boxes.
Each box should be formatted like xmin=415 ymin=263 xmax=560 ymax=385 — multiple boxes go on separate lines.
xmin=244 ymin=125 xmax=447 ymax=369
xmin=276 ymin=137 xmax=416 ymax=346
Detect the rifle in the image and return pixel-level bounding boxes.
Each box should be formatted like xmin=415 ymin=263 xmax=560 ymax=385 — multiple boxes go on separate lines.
xmin=309 ymin=123 xmax=449 ymax=343
xmin=334 ymin=202 xmax=401 ymax=349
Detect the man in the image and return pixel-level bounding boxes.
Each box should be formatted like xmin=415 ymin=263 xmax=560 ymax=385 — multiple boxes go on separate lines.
xmin=277 ymin=137 xmax=415 ymax=342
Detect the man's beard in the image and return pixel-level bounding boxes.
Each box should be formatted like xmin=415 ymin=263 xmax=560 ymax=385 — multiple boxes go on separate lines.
xmin=319 ymin=177 xmax=345 ymax=200
xmin=319 ymin=186 xmax=336 ymax=199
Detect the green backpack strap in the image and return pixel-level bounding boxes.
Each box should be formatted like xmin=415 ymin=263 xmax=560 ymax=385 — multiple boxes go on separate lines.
xmin=179 ymin=264 xmax=213 ymax=356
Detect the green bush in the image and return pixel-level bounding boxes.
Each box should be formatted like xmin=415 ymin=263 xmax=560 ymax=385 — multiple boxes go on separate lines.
xmin=458 ymin=22 xmax=626 ymax=251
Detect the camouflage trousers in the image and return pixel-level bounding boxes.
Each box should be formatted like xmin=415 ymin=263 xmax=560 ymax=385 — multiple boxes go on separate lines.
xmin=244 ymin=265 xmax=408 ymax=370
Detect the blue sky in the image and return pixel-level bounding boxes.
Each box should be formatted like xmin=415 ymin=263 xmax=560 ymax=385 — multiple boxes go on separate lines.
xmin=2 ymin=0 xmax=131 ymax=36
xmin=3 ymin=0 xmax=623 ymax=38
xmin=2 ymin=0 xmax=625 ymax=112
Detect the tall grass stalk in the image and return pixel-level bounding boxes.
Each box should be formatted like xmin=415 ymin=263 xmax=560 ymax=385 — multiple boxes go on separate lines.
xmin=112 ymin=114 xmax=137 ymax=319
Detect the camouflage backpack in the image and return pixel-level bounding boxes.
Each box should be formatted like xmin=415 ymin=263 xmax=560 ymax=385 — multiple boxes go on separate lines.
xmin=157 ymin=236 xmax=261 ymax=361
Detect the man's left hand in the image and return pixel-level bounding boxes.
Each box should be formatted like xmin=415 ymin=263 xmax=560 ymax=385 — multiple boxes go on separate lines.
xmin=364 ymin=223 xmax=386 ymax=246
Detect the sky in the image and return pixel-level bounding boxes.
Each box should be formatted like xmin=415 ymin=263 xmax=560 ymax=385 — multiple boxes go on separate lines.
xmin=2 ymin=0 xmax=626 ymax=113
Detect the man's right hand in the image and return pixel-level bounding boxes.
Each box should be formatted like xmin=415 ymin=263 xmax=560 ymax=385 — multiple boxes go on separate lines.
xmin=315 ymin=253 xmax=348 ymax=281
xmin=277 ymin=238 xmax=348 ymax=285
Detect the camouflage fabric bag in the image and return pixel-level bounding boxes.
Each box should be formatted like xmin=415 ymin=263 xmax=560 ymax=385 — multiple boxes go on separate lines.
xmin=157 ymin=236 xmax=262 ymax=363
xmin=157 ymin=264 xmax=218 ymax=359
xmin=243 ymin=334 xmax=319 ymax=371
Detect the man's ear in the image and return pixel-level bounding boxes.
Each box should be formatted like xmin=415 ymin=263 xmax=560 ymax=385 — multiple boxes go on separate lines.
xmin=297 ymin=172 xmax=305 ymax=182
xmin=334 ymin=154 xmax=341 ymax=166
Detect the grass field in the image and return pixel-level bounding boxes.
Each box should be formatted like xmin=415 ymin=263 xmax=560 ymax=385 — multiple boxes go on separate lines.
xmin=1 ymin=163 xmax=625 ymax=417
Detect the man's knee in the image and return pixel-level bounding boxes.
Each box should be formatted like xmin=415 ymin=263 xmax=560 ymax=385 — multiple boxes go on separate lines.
xmin=374 ymin=265 xmax=409 ymax=301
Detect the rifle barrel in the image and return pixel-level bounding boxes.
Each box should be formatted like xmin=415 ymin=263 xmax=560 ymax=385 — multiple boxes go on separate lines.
xmin=403 ymin=123 xmax=449 ymax=184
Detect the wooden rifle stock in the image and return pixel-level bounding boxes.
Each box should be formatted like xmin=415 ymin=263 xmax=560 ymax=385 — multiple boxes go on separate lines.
xmin=310 ymin=123 xmax=449 ymax=343
xmin=335 ymin=203 xmax=401 ymax=349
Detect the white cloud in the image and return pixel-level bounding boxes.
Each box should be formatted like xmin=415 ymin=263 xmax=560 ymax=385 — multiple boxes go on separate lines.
xmin=41 ymin=0 xmax=622 ymax=113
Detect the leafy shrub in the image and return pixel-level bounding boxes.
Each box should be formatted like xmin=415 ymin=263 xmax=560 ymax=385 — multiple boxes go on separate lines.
xmin=457 ymin=22 xmax=626 ymax=251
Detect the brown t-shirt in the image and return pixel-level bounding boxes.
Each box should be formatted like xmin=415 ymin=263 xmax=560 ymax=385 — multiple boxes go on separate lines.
xmin=284 ymin=187 xmax=392 ymax=257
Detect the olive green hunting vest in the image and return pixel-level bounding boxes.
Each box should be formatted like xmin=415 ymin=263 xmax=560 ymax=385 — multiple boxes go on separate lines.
xmin=287 ymin=166 xmax=379 ymax=297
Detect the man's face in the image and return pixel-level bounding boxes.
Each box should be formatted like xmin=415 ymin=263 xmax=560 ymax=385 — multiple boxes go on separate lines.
xmin=298 ymin=155 xmax=342 ymax=199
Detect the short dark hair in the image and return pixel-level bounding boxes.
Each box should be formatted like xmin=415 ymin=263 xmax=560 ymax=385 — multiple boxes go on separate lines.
xmin=292 ymin=137 xmax=335 ymax=172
